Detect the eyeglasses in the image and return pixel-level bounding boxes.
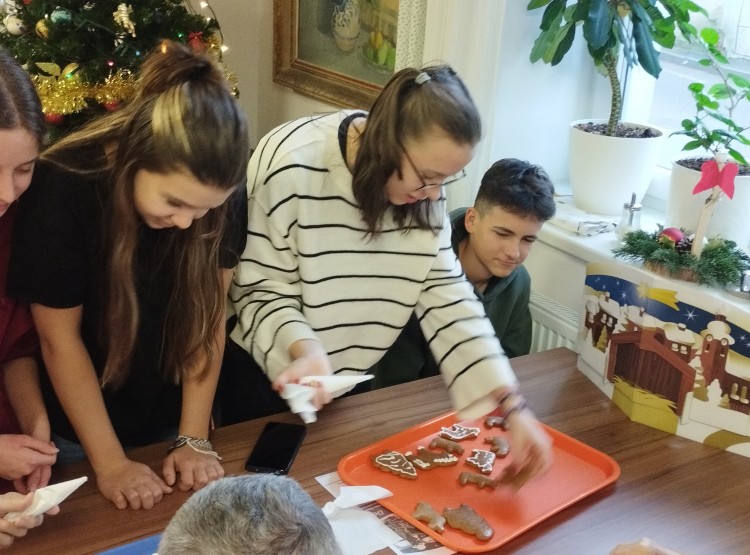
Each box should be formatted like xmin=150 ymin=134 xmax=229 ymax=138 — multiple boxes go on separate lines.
xmin=401 ymin=147 xmax=466 ymax=191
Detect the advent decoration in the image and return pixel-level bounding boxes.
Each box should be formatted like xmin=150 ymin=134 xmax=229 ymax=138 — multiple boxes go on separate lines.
xmin=614 ymin=152 xmax=749 ymax=287
xmin=0 ymin=0 xmax=233 ymax=142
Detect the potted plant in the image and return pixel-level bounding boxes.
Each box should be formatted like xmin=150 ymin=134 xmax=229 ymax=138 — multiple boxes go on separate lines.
xmin=668 ymin=26 xmax=750 ymax=250
xmin=526 ymin=0 xmax=704 ymax=216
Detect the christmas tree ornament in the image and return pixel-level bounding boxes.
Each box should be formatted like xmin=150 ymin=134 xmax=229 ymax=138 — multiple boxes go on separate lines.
xmin=50 ymin=7 xmax=72 ymax=25
xmin=657 ymin=227 xmax=685 ymax=249
xmin=113 ymin=3 xmax=136 ymax=38
xmin=32 ymin=61 xmax=88 ymax=118
xmin=187 ymin=31 xmax=205 ymax=52
xmin=34 ymin=18 xmax=48 ymax=39
xmin=3 ymin=14 xmax=27 ymax=35
xmin=44 ymin=113 xmax=64 ymax=126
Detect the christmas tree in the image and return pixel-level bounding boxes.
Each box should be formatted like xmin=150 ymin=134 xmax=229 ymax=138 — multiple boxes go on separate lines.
xmin=0 ymin=0 xmax=231 ymax=141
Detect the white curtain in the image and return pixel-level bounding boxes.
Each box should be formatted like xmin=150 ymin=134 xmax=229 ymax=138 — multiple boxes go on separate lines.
xmin=421 ymin=1 xmax=604 ymax=211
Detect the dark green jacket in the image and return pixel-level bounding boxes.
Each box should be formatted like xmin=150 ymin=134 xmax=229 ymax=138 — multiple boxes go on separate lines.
xmin=372 ymin=208 xmax=533 ymax=389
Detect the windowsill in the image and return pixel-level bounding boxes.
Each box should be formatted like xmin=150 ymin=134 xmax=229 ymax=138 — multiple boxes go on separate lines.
xmin=536 ymin=183 xmax=750 ymax=311
xmin=544 ymin=180 xmax=665 ymax=266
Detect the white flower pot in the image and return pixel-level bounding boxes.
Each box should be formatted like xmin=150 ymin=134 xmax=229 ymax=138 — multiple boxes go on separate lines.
xmin=667 ymin=158 xmax=750 ymax=251
xmin=569 ymin=119 xmax=665 ymax=216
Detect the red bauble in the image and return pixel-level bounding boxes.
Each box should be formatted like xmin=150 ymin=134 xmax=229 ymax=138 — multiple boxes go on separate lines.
xmin=188 ymin=31 xmax=206 ymax=53
xmin=658 ymin=227 xmax=685 ymax=248
xmin=103 ymin=101 xmax=121 ymax=111
xmin=44 ymin=113 xmax=64 ymax=126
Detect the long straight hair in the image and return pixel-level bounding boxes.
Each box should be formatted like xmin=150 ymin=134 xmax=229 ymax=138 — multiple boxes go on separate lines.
xmin=352 ymin=65 xmax=482 ymax=235
xmin=43 ymin=41 xmax=250 ymax=389
xmin=0 ymin=48 xmax=45 ymax=143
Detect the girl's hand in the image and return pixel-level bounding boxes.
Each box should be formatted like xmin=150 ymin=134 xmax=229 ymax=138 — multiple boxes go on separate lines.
xmin=0 ymin=492 xmax=44 ymax=549
xmin=272 ymin=341 xmax=334 ymax=410
xmin=13 ymin=463 xmax=52 ymax=495
xmin=96 ymin=457 xmax=172 ymax=510
xmin=499 ymin=409 xmax=553 ymax=490
xmin=162 ymin=447 xmax=224 ymax=492
xmin=0 ymin=435 xmax=58 ymax=483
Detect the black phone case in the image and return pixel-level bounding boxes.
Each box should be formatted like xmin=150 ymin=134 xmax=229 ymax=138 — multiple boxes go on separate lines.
xmin=244 ymin=421 xmax=307 ymax=475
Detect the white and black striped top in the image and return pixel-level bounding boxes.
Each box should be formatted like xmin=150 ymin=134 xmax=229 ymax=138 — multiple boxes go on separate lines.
xmin=229 ymin=111 xmax=517 ymax=418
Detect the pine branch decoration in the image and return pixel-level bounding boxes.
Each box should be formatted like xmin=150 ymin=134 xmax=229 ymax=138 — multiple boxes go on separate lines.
xmin=613 ymin=227 xmax=750 ymax=286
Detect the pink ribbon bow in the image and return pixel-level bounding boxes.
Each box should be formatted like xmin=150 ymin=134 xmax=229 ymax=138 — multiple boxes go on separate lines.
xmin=693 ymin=159 xmax=738 ymax=199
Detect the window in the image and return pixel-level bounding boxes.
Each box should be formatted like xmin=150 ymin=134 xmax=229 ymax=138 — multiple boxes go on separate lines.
xmin=648 ymin=0 xmax=750 ymax=169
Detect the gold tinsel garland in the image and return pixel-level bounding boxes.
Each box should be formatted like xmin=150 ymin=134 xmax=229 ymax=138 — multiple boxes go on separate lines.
xmin=92 ymin=70 xmax=138 ymax=108
xmin=29 ymin=30 xmax=230 ymax=119
xmin=31 ymin=63 xmax=89 ymax=116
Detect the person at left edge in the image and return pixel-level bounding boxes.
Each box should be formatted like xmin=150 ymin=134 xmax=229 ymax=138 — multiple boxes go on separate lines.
xmin=7 ymin=40 xmax=250 ymax=510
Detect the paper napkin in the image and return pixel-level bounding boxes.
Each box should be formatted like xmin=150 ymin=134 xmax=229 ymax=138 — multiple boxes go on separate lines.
xmin=322 ymin=485 xmax=400 ymax=555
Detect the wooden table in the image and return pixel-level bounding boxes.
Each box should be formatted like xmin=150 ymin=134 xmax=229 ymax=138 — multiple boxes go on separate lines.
xmin=8 ymin=348 xmax=750 ymax=555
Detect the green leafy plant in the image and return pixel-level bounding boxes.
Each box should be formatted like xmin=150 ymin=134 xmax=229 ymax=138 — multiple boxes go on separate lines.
xmin=527 ymin=0 xmax=704 ymax=136
xmin=672 ymin=27 xmax=750 ymax=166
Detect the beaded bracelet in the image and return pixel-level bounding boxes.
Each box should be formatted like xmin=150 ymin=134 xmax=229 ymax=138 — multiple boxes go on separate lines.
xmin=167 ymin=435 xmax=222 ymax=460
xmin=500 ymin=398 xmax=530 ymax=431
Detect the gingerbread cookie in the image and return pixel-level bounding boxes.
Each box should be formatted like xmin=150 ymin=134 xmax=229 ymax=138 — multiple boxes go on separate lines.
xmin=466 ymin=449 xmax=496 ymax=474
xmin=458 ymin=471 xmax=497 ymax=490
xmin=439 ymin=424 xmax=480 ymax=441
xmin=443 ymin=503 xmax=494 ymax=541
xmin=405 ymin=446 xmax=459 ymax=470
xmin=371 ymin=451 xmax=417 ymax=480
xmin=483 ymin=436 xmax=510 ymax=457
xmin=429 ymin=436 xmax=464 ymax=455
xmin=412 ymin=501 xmax=445 ymax=533
xmin=484 ymin=415 xmax=506 ymax=429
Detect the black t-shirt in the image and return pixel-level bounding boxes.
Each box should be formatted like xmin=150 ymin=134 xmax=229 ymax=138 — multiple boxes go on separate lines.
xmin=8 ymin=160 xmax=247 ymax=446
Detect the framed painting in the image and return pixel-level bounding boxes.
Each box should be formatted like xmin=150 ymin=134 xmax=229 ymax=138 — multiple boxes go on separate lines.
xmin=273 ymin=0 xmax=423 ymax=109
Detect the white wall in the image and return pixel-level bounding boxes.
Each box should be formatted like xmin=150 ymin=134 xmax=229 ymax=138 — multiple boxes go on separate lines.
xmin=206 ymin=0 xmax=608 ymax=207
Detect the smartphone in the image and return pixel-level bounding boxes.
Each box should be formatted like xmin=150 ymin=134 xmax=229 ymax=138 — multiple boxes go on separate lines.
xmin=244 ymin=421 xmax=307 ymax=475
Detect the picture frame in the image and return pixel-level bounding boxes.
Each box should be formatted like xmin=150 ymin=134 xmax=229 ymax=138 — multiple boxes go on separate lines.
xmin=273 ymin=0 xmax=400 ymax=109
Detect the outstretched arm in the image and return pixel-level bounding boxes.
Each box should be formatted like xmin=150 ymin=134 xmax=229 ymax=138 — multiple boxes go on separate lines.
xmin=30 ymin=304 xmax=171 ymax=510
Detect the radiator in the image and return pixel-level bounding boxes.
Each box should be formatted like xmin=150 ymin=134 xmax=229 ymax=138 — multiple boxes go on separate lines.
xmin=528 ymin=291 xmax=580 ymax=354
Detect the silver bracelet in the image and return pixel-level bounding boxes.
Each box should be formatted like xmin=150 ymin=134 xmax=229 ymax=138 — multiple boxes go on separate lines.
xmin=167 ymin=435 xmax=222 ymax=460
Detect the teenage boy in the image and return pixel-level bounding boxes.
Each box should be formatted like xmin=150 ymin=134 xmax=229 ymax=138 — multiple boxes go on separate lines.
xmin=372 ymin=158 xmax=556 ymax=388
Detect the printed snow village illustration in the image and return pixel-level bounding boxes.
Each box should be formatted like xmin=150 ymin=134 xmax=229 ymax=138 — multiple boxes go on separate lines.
xmin=577 ymin=262 xmax=750 ymax=458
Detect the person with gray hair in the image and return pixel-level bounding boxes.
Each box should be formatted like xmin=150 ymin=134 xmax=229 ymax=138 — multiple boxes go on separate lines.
xmin=158 ymin=474 xmax=342 ymax=555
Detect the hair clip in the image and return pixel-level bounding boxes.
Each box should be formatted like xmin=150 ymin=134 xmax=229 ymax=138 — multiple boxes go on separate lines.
xmin=415 ymin=72 xmax=432 ymax=85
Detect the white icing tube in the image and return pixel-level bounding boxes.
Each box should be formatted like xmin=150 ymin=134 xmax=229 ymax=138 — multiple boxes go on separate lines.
xmin=4 ymin=476 xmax=88 ymax=522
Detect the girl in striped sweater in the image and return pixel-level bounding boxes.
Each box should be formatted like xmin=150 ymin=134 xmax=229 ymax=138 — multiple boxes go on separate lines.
xmin=229 ymin=66 xmax=552 ymax=482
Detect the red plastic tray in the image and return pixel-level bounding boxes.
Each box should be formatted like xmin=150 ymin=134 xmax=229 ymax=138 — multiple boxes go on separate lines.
xmin=338 ymin=411 xmax=620 ymax=553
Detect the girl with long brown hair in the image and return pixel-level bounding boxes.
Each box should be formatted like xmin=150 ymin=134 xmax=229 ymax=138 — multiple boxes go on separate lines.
xmin=8 ymin=41 xmax=250 ymax=510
